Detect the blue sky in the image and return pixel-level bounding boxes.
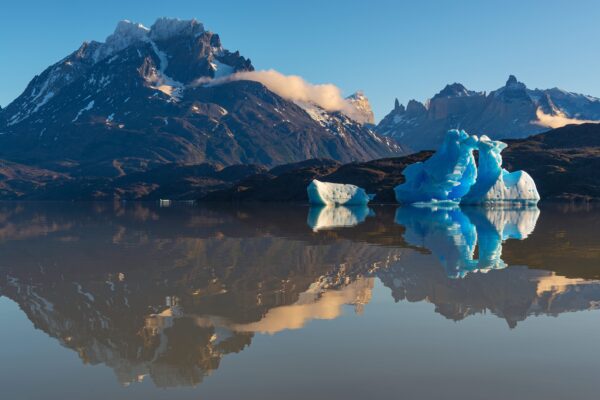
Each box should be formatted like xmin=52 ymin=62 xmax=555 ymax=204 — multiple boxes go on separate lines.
xmin=1 ymin=0 xmax=599 ymax=120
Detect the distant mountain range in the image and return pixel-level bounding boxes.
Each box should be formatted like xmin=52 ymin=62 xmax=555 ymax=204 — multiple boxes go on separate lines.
xmin=0 ymin=18 xmax=401 ymax=178
xmin=376 ymin=75 xmax=600 ymax=151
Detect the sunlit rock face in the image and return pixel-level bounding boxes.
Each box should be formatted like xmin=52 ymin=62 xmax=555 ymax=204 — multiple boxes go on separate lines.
xmin=394 ymin=205 xmax=540 ymax=278
xmin=307 ymin=205 xmax=373 ymax=231
xmin=307 ymin=179 xmax=372 ymax=206
xmin=394 ymin=130 xmax=479 ymax=204
xmin=394 ymin=130 xmax=540 ymax=205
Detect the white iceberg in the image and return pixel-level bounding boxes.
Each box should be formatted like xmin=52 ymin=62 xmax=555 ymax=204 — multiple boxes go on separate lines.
xmin=461 ymin=135 xmax=540 ymax=204
xmin=394 ymin=130 xmax=540 ymax=205
xmin=307 ymin=179 xmax=373 ymax=206
xmin=307 ymin=205 xmax=373 ymax=231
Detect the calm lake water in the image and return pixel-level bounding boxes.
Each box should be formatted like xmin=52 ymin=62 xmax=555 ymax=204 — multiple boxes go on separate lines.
xmin=1 ymin=202 xmax=599 ymax=400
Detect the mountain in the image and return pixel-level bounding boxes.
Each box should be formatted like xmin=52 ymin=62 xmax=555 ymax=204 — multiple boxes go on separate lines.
xmin=0 ymin=18 xmax=401 ymax=179
xmin=202 ymin=123 xmax=600 ymax=203
xmin=346 ymin=91 xmax=375 ymax=125
xmin=377 ymin=75 xmax=600 ymax=151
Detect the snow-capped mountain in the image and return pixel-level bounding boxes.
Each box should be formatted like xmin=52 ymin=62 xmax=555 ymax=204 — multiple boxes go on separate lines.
xmin=0 ymin=18 xmax=401 ymax=178
xmin=377 ymin=75 xmax=600 ymax=151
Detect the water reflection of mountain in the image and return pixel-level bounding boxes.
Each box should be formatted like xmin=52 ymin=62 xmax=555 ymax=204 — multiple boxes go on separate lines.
xmin=0 ymin=202 xmax=599 ymax=387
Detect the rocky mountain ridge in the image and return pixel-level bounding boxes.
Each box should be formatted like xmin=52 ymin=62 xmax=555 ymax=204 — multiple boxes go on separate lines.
xmin=377 ymin=75 xmax=600 ymax=151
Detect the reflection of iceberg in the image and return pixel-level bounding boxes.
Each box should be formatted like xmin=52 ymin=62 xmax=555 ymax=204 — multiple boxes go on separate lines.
xmin=307 ymin=179 xmax=372 ymax=206
xmin=394 ymin=130 xmax=540 ymax=205
xmin=394 ymin=205 xmax=540 ymax=278
xmin=307 ymin=205 xmax=374 ymax=231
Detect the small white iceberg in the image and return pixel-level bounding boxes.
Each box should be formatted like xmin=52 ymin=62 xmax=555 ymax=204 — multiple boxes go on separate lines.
xmin=307 ymin=179 xmax=373 ymax=206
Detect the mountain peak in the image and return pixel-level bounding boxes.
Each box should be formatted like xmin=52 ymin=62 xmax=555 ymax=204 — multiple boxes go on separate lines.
xmin=149 ymin=18 xmax=205 ymax=41
xmin=346 ymin=90 xmax=366 ymax=100
xmin=432 ymin=83 xmax=478 ymax=99
xmin=92 ymin=18 xmax=206 ymax=62
xmin=406 ymin=99 xmax=426 ymax=115
xmin=115 ymin=20 xmax=149 ymax=36
xmin=92 ymin=20 xmax=149 ymax=62
xmin=504 ymin=74 xmax=526 ymax=90
xmin=346 ymin=91 xmax=375 ymax=125
xmin=506 ymin=74 xmax=518 ymax=86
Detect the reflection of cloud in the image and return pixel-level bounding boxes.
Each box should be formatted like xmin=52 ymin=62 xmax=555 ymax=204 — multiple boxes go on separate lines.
xmin=232 ymin=278 xmax=374 ymax=334
xmin=534 ymin=108 xmax=599 ymax=129
xmin=141 ymin=277 xmax=374 ymax=338
xmin=0 ymin=220 xmax=72 ymax=241
xmin=535 ymin=273 xmax=593 ymax=296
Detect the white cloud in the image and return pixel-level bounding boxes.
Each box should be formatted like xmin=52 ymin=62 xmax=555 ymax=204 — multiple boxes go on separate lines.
xmin=534 ymin=108 xmax=599 ymax=129
xmin=195 ymin=69 xmax=369 ymax=123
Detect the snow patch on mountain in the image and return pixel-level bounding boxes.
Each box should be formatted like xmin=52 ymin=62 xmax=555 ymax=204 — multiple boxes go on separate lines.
xmin=72 ymin=100 xmax=95 ymax=122
xmin=148 ymin=40 xmax=184 ymax=100
xmin=211 ymin=60 xmax=235 ymax=79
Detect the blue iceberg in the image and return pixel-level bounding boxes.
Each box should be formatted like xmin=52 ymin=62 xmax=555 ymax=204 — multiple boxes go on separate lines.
xmin=394 ymin=130 xmax=479 ymax=205
xmin=394 ymin=130 xmax=540 ymax=205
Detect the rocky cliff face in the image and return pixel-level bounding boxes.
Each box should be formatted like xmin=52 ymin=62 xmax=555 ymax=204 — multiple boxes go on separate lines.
xmin=346 ymin=91 xmax=375 ymax=125
xmin=0 ymin=18 xmax=401 ymax=180
xmin=377 ymin=75 xmax=600 ymax=151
